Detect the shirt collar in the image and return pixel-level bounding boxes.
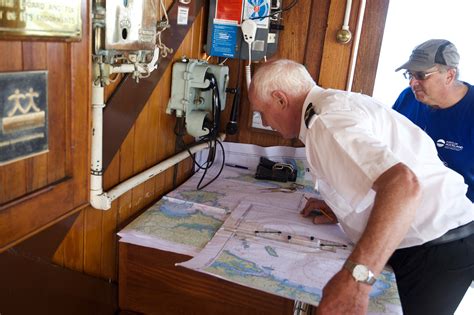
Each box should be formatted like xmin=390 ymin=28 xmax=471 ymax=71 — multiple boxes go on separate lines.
xmin=298 ymin=86 xmax=325 ymax=143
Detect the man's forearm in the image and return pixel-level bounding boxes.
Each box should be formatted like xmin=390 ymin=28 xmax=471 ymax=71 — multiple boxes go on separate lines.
xmin=348 ymin=162 xmax=421 ymax=274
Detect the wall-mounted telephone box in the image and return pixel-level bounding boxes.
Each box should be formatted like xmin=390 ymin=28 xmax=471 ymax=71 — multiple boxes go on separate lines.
xmin=93 ymin=0 xmax=158 ymax=63
xmin=104 ymin=0 xmax=157 ymax=51
xmin=167 ymin=59 xmax=229 ymax=137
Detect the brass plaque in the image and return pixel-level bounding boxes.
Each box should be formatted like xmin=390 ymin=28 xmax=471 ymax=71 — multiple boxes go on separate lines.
xmin=0 ymin=0 xmax=81 ymax=40
xmin=0 ymin=71 xmax=48 ymax=166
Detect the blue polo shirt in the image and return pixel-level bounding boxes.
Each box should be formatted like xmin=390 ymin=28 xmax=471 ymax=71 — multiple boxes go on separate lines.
xmin=393 ymin=84 xmax=474 ymax=202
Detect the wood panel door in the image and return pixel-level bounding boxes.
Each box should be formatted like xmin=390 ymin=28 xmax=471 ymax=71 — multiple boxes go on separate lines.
xmin=0 ymin=0 xmax=90 ymax=252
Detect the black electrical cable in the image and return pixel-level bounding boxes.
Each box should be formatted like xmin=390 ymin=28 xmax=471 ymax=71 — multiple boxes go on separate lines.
xmin=194 ymin=73 xmax=226 ymax=190
xmin=250 ymin=0 xmax=299 ymax=20
xmin=173 ymin=72 xmax=226 ymax=190
xmin=196 ymin=138 xmax=225 ymax=190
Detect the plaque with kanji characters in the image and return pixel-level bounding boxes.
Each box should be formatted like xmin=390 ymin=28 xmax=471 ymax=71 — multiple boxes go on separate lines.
xmin=0 ymin=71 xmax=48 ymax=165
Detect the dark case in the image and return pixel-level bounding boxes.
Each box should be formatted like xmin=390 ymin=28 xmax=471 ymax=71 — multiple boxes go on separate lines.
xmin=255 ymin=157 xmax=297 ymax=182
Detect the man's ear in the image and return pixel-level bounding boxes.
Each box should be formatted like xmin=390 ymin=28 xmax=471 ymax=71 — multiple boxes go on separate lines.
xmin=446 ymin=68 xmax=456 ymax=84
xmin=271 ymin=90 xmax=289 ymax=109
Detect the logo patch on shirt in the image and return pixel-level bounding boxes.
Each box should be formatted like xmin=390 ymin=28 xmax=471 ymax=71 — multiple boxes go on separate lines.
xmin=436 ymin=139 xmax=463 ymax=151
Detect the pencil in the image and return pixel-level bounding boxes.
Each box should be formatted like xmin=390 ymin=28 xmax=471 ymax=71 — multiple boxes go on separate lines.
xmin=303 ymin=195 xmax=335 ymax=222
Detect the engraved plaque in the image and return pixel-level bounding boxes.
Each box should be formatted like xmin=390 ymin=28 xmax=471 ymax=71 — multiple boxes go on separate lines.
xmin=0 ymin=71 xmax=48 ymax=165
xmin=0 ymin=0 xmax=81 ymax=40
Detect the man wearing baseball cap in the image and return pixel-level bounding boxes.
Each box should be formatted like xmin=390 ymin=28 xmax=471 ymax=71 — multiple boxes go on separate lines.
xmin=393 ymin=39 xmax=474 ymax=203
xmin=392 ymin=38 xmax=474 ymax=314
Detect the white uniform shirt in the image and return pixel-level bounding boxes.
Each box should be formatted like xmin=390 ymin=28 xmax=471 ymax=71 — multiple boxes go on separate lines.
xmin=298 ymin=86 xmax=474 ymax=248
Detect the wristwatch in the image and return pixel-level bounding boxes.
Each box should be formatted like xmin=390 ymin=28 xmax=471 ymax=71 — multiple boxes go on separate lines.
xmin=343 ymin=260 xmax=377 ymax=285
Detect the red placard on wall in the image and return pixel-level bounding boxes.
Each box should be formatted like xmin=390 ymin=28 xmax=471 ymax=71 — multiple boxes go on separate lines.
xmin=215 ymin=0 xmax=243 ymax=23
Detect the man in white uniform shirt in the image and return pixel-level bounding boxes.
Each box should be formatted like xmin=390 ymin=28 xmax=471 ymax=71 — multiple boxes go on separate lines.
xmin=248 ymin=59 xmax=474 ymax=315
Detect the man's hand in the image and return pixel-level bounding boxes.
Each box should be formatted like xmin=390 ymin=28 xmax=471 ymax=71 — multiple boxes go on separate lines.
xmin=300 ymin=198 xmax=338 ymax=224
xmin=316 ymin=269 xmax=371 ymax=315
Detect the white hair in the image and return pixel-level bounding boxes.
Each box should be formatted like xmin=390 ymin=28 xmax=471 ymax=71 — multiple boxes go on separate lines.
xmin=251 ymin=59 xmax=316 ymax=104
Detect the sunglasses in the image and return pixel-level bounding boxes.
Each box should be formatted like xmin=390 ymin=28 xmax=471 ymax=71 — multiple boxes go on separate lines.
xmin=403 ymin=70 xmax=439 ymax=80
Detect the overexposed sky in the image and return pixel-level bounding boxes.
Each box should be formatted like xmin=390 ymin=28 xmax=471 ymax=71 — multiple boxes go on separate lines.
xmin=373 ymin=0 xmax=474 ymax=106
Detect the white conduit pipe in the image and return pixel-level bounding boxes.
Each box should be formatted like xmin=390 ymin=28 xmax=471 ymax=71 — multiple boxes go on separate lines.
xmin=342 ymin=0 xmax=352 ymax=31
xmin=90 ymin=46 xmax=224 ymax=210
xmin=345 ymin=0 xmax=366 ymax=91
xmin=90 ymin=83 xmax=106 ymax=209
xmin=90 ymin=80 xmax=226 ymax=210
xmin=102 ymin=133 xmax=225 ymax=210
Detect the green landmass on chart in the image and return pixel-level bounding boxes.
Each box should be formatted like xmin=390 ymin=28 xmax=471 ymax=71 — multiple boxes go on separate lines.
xmin=202 ymin=239 xmax=401 ymax=314
xmin=125 ymin=198 xmax=224 ymax=249
xmin=175 ymin=190 xmax=226 ymax=208
xmin=204 ymin=249 xmax=322 ymax=304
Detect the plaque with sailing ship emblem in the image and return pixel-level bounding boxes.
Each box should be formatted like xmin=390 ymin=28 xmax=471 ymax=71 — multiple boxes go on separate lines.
xmin=0 ymin=71 xmax=48 ymax=165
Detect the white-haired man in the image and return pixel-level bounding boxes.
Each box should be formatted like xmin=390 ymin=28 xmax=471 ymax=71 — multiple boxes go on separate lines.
xmin=248 ymin=59 xmax=474 ymax=315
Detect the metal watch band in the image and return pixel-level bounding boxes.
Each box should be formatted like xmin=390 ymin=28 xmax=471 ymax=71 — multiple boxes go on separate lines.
xmin=343 ymin=259 xmax=377 ymax=285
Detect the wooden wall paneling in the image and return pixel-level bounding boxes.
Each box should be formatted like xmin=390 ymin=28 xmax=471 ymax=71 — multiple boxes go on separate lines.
xmin=151 ymin=82 xmax=166 ymax=199
xmin=46 ymin=43 xmax=69 ymax=183
xmin=72 ymin=0 xmax=101 ymax=277
xmin=101 ymin=76 xmax=124 ymax=265
xmin=22 ymin=42 xmax=47 ymax=69
xmin=0 ymin=41 xmax=26 ymax=204
xmin=97 ymin=0 xmax=214 ymax=282
xmin=55 ymin=211 xmax=86 ymax=272
xmin=154 ymin=0 xmax=174 ymax=189
xmin=117 ymin=129 xmax=136 ymax=224
xmin=181 ymin=17 xmax=194 ymax=57
xmin=303 ymin=0 xmax=331 ymax=81
xmin=23 ymin=42 xmax=49 ymax=192
xmin=0 ymin=41 xmax=22 ymax=68
xmin=98 ymin=128 xmax=121 ymax=280
xmin=0 ymin=181 xmax=74 ymax=251
xmin=101 ymin=202 xmax=119 ymax=279
xmin=0 ymin=0 xmax=89 ymax=253
xmin=351 ymin=0 xmax=390 ymax=95
xmin=102 ymin=0 xmax=205 ymax=171
xmin=318 ymin=0 xmax=360 ymax=90
xmin=130 ymin=104 xmax=151 ymax=214
xmin=153 ymin=66 xmax=172 ymax=198
xmin=84 ymin=203 xmax=104 ymax=277
xmin=70 ymin=0 xmax=92 ymax=208
xmin=25 ymin=147 xmax=48 ymax=192
xmin=274 ymin=0 xmax=312 ymax=63
xmin=142 ymin=4 xmax=176 ymax=201
xmin=103 ymin=84 xmax=128 ymax=236
xmin=193 ymin=9 xmax=206 ymax=60
xmin=64 ymin=44 xmax=73 ymax=185
xmin=82 ymin=13 xmax=104 ymax=274
xmin=66 ymin=0 xmax=98 ymax=274
xmin=143 ymin=89 xmax=161 ymax=206
xmin=55 ymin=0 xmax=221 ymax=280
xmin=0 ymin=158 xmax=27 ymax=203
xmin=98 ymin=141 xmax=121 ymax=280
xmin=165 ymin=0 xmax=173 ymax=11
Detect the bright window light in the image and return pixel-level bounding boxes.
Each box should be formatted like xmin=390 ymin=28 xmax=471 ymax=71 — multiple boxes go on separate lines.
xmin=373 ymin=0 xmax=474 ymax=107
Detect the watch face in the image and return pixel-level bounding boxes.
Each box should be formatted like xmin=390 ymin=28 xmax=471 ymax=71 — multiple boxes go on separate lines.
xmin=353 ymin=264 xmax=369 ymax=281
